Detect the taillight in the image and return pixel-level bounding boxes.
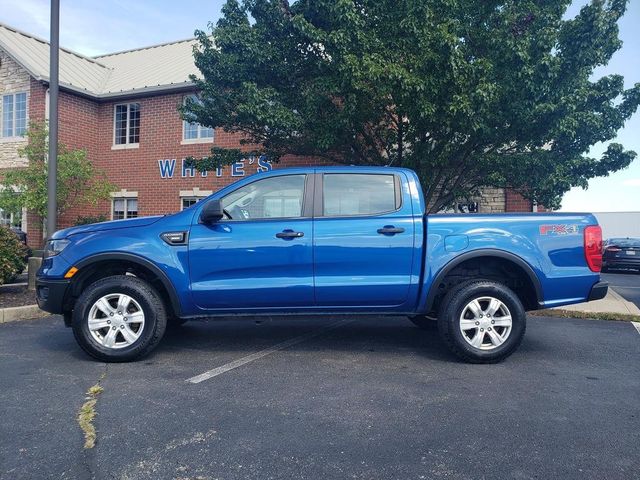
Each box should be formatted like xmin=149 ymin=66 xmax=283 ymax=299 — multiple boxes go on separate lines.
xmin=584 ymin=225 xmax=602 ymax=272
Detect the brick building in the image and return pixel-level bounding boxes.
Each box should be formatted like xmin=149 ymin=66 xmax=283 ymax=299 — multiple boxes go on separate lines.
xmin=0 ymin=22 xmax=539 ymax=247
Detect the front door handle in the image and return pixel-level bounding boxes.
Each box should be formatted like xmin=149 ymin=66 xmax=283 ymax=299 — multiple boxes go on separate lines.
xmin=275 ymin=230 xmax=304 ymax=239
xmin=377 ymin=226 xmax=405 ymax=235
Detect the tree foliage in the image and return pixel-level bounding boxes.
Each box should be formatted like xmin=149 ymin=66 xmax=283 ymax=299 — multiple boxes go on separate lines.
xmin=184 ymin=0 xmax=640 ymax=211
xmin=0 ymin=122 xmax=115 ymax=223
xmin=0 ymin=226 xmax=27 ymax=285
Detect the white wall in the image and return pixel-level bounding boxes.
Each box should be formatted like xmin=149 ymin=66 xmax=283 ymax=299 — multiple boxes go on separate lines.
xmin=593 ymin=212 xmax=640 ymax=239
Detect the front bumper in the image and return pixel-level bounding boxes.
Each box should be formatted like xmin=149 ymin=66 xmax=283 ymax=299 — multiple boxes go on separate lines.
xmin=35 ymin=277 xmax=70 ymax=315
xmin=587 ymin=281 xmax=608 ymax=302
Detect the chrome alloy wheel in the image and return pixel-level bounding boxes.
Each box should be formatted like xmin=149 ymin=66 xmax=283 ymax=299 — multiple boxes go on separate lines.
xmin=87 ymin=294 xmax=145 ymax=349
xmin=459 ymin=296 xmax=512 ymax=350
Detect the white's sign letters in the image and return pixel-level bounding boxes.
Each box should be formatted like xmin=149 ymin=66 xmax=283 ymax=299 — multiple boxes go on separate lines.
xmin=158 ymin=155 xmax=272 ymax=179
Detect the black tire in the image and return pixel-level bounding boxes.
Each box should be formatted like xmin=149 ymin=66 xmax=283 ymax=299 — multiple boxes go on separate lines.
xmin=437 ymin=280 xmax=526 ymax=364
xmin=408 ymin=315 xmax=437 ymax=330
xmin=72 ymin=275 xmax=167 ymax=362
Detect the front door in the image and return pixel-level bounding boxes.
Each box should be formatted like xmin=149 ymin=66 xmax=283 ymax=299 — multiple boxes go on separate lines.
xmin=313 ymin=172 xmax=415 ymax=307
xmin=189 ymin=173 xmax=314 ymax=311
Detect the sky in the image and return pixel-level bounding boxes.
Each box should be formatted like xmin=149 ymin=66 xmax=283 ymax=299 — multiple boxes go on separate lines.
xmin=0 ymin=0 xmax=638 ymax=212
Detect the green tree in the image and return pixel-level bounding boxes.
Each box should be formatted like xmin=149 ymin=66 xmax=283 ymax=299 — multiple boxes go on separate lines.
xmin=0 ymin=122 xmax=115 ymax=231
xmin=0 ymin=226 xmax=27 ymax=284
xmin=184 ymin=0 xmax=640 ymax=211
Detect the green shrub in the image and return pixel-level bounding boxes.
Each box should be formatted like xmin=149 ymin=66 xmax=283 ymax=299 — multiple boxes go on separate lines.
xmin=75 ymin=215 xmax=108 ymax=226
xmin=0 ymin=226 xmax=28 ymax=285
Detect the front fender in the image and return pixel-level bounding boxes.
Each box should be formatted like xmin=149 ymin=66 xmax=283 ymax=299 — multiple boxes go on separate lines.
xmin=73 ymin=252 xmax=184 ymax=317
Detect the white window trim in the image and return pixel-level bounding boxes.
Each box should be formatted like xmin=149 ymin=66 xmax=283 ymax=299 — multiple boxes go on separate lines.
xmin=179 ymin=187 xmax=213 ymax=198
xmin=112 ymin=103 xmax=140 ymax=149
xmin=111 ymin=189 xmax=139 ymax=198
xmin=181 ymin=95 xmax=214 ymax=144
xmin=111 ymin=143 xmax=140 ymax=150
xmin=1 ymin=91 xmax=28 ymax=142
xmin=21 ymin=207 xmax=28 ymax=233
xmin=180 ymin=136 xmax=214 ymax=146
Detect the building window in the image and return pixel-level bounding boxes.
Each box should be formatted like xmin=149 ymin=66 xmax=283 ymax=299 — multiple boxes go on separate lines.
xmin=182 ymin=95 xmax=213 ymax=143
xmin=2 ymin=92 xmax=27 ymax=138
xmin=114 ymin=103 xmax=140 ymax=146
xmin=179 ymin=189 xmax=212 ymax=211
xmin=0 ymin=209 xmax=10 ymax=226
xmin=0 ymin=208 xmax=21 ymax=229
xmin=181 ymin=197 xmax=204 ymax=210
xmin=112 ymin=198 xmax=138 ymax=220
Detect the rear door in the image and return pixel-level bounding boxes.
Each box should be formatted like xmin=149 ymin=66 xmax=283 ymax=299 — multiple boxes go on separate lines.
xmin=313 ymin=171 xmax=415 ymax=307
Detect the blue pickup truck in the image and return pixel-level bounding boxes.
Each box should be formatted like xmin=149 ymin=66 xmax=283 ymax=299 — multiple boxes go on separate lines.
xmin=36 ymin=167 xmax=606 ymax=363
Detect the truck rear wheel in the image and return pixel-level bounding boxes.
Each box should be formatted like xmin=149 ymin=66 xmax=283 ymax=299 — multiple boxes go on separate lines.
xmin=72 ymin=275 xmax=167 ymax=362
xmin=437 ymin=280 xmax=526 ymax=363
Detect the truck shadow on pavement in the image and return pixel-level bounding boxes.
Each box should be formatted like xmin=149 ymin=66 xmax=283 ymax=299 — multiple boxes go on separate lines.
xmin=36 ymin=315 xmax=466 ymax=363
xmin=160 ymin=317 xmax=452 ymax=361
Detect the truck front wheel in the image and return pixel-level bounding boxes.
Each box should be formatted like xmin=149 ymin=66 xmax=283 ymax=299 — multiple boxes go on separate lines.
xmin=437 ymin=280 xmax=526 ymax=363
xmin=71 ymin=275 xmax=167 ymax=362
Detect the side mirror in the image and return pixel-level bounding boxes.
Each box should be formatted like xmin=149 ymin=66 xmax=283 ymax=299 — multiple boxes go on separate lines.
xmin=199 ymin=199 xmax=224 ymax=224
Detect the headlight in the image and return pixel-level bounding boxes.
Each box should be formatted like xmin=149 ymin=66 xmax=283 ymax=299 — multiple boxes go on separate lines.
xmin=43 ymin=239 xmax=71 ymax=258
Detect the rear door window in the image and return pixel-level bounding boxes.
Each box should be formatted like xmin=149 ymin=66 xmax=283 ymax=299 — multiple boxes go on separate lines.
xmin=322 ymin=174 xmax=398 ymax=216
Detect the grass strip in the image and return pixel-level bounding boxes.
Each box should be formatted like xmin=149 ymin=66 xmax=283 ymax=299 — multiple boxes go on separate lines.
xmin=530 ymin=309 xmax=640 ymax=322
xmin=77 ymin=383 xmax=104 ymax=449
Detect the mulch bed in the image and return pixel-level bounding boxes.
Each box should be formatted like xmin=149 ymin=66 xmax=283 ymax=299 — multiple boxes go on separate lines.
xmin=0 ymin=284 xmax=37 ymax=309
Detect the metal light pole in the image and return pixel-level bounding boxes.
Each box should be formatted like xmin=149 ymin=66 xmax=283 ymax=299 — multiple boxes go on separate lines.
xmin=47 ymin=0 xmax=60 ymax=237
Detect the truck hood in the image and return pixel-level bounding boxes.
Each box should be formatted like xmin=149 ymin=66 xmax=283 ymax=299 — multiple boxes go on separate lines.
xmin=51 ymin=216 xmax=165 ymax=239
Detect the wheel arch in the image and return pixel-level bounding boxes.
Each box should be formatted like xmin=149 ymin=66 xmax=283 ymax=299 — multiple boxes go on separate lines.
xmin=425 ymin=249 xmax=543 ymax=313
xmin=69 ymin=252 xmax=182 ymax=318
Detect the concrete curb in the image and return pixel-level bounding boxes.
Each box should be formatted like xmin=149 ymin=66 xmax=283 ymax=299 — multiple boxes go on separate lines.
xmin=552 ymin=290 xmax=640 ymax=316
xmin=607 ymin=289 xmax=640 ymax=315
xmin=0 ymin=305 xmax=46 ymax=323
xmin=0 ymin=282 xmax=28 ymax=289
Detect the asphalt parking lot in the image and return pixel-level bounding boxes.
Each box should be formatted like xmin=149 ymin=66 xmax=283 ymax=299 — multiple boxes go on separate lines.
xmin=603 ymin=271 xmax=640 ymax=308
xmin=1 ymin=314 xmax=639 ymax=480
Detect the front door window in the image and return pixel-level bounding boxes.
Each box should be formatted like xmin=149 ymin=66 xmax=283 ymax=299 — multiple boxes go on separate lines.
xmin=221 ymin=175 xmax=306 ymax=220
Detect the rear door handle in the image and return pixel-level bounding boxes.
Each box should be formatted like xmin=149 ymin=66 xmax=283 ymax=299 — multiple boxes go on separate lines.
xmin=275 ymin=230 xmax=304 ymax=239
xmin=377 ymin=226 xmax=405 ymax=235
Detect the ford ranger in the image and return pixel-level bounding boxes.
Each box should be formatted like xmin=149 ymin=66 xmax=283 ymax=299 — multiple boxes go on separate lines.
xmin=36 ymin=167 xmax=607 ymax=363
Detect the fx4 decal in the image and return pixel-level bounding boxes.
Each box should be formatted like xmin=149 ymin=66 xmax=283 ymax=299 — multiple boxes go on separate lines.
xmin=539 ymin=224 xmax=580 ymax=235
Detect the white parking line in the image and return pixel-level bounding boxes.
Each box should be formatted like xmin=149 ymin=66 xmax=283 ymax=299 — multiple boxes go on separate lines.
xmin=186 ymin=319 xmax=353 ymax=384
xmin=632 ymin=322 xmax=640 ymax=336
